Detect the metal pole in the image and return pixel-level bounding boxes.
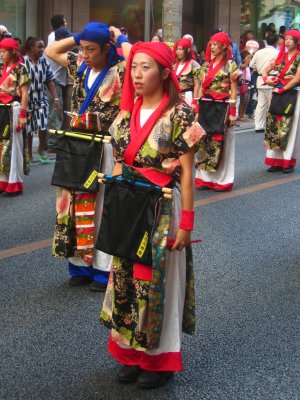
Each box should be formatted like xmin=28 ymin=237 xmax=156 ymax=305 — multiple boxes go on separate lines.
xmin=145 ymin=0 xmax=151 ymax=41
xmin=162 ymin=0 xmax=182 ymax=43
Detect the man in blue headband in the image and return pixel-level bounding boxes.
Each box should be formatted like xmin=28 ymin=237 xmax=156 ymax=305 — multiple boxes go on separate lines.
xmin=45 ymin=22 xmax=131 ymax=292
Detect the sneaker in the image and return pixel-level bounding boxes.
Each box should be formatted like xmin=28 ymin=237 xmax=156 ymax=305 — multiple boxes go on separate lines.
xmin=39 ymin=154 xmax=50 ymax=164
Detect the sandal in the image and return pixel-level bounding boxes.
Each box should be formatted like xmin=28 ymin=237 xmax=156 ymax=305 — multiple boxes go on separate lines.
xmin=39 ymin=154 xmax=50 ymax=164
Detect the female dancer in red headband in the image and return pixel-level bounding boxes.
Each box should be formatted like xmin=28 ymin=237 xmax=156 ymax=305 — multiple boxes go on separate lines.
xmin=195 ymin=32 xmax=241 ymax=191
xmin=262 ymin=30 xmax=300 ymax=174
xmin=99 ymin=30 xmax=205 ymax=389
xmin=0 ymin=38 xmax=29 ymax=195
xmin=173 ymin=38 xmax=201 ymax=118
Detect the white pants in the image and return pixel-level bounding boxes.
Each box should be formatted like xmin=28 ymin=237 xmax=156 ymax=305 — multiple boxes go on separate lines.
xmin=255 ymin=89 xmax=272 ymax=130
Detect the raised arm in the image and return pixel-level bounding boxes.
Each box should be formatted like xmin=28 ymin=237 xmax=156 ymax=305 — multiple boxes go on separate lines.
xmin=45 ymin=37 xmax=76 ymax=67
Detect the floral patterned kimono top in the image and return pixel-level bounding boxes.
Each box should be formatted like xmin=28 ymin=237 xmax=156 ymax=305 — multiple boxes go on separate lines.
xmin=67 ymin=52 xmax=125 ymax=132
xmin=265 ymin=53 xmax=300 ymax=150
xmin=200 ymin=59 xmax=238 ymax=97
xmin=109 ymin=102 xmax=205 ymax=180
xmin=173 ymin=59 xmax=201 ymax=93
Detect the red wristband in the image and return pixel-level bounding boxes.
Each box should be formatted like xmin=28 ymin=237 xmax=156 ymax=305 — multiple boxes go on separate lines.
xmin=262 ymin=76 xmax=267 ymax=83
xmin=229 ymin=106 xmax=236 ymax=117
xmin=19 ymin=109 xmax=27 ymax=118
xmin=278 ymin=87 xmax=285 ymax=94
xmin=192 ymin=99 xmax=199 ymax=113
xmin=179 ymin=209 xmax=195 ymax=231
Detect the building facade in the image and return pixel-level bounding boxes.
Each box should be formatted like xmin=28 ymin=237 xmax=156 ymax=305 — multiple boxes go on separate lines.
xmin=0 ymin=0 xmax=299 ymax=49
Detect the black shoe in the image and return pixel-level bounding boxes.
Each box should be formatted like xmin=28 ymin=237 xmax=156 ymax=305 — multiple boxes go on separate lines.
xmin=89 ymin=281 xmax=107 ymax=292
xmin=68 ymin=276 xmax=93 ymax=286
xmin=197 ymin=185 xmax=210 ymax=190
xmin=255 ymin=129 xmax=265 ymax=133
xmin=283 ymin=166 xmax=294 ymax=174
xmin=2 ymin=191 xmax=22 ymax=196
xmin=267 ymin=166 xmax=283 ymax=172
xmin=117 ymin=365 xmax=141 ymax=383
xmin=137 ymin=370 xmax=174 ymax=389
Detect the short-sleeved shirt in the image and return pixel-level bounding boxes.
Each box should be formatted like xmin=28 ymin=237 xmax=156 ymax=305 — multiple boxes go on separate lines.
xmin=200 ymin=59 xmax=239 ymax=95
xmin=0 ymin=63 xmax=30 ymax=100
xmin=23 ymin=56 xmax=54 ymax=104
xmin=173 ymin=59 xmax=201 ymax=92
xmin=109 ymin=102 xmax=206 ymax=180
xmin=67 ymin=52 xmax=125 ymax=130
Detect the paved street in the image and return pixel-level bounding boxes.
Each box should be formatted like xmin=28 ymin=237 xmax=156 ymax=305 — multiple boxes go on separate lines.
xmin=0 ymin=126 xmax=299 ymax=400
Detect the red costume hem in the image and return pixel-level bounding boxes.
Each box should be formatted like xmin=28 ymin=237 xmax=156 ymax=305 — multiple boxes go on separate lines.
xmin=265 ymin=157 xmax=296 ymax=169
xmin=194 ymin=178 xmax=233 ymax=191
xmin=5 ymin=182 xmax=23 ymax=193
xmin=108 ymin=335 xmax=183 ymax=372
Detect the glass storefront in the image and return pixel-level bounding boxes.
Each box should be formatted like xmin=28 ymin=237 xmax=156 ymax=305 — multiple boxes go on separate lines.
xmin=241 ymin=0 xmax=300 ymax=39
xmin=0 ymin=0 xmax=26 ymax=40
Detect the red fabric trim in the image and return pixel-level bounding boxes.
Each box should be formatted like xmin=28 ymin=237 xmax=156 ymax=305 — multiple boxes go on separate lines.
xmin=174 ymin=59 xmax=191 ymax=78
xmin=277 ymin=51 xmax=300 ymax=85
xmin=133 ymin=263 xmax=153 ymax=281
xmin=131 ymin=166 xmax=173 ymax=187
xmin=0 ymin=181 xmax=8 ymax=191
xmin=212 ymin=134 xmax=224 ymax=141
xmin=5 ymin=182 xmax=23 ymax=193
xmin=108 ymin=335 xmax=183 ymax=372
xmin=195 ymin=177 xmax=233 ymax=191
xmin=202 ymin=58 xmax=226 ymax=91
xmin=202 ymin=91 xmax=230 ymax=100
xmin=265 ymin=157 xmax=296 ymax=168
xmin=179 ymin=209 xmax=195 ymax=231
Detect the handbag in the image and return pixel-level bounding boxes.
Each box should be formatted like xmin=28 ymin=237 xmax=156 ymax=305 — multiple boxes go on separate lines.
xmin=51 ymin=132 xmax=104 ymax=192
xmin=269 ymin=89 xmax=297 ymax=116
xmin=96 ymin=177 xmax=163 ymax=265
xmin=199 ymin=96 xmax=229 ymax=137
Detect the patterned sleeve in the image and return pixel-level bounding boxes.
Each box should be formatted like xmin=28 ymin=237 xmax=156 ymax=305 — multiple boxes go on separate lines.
xmin=229 ymin=60 xmax=239 ymax=75
xmin=199 ymin=61 xmax=209 ymax=82
xmin=67 ymin=51 xmax=79 ymax=79
xmin=44 ymin=58 xmax=55 ymax=82
xmin=18 ymin=64 xmax=30 ymax=87
xmin=172 ymin=104 xmax=206 ymax=154
xmin=191 ymin=60 xmax=201 ymax=82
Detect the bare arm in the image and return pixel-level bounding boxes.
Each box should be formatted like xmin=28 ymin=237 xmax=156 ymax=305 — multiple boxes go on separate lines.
xmin=262 ymin=61 xmax=277 ymax=85
xmin=109 ymin=26 xmax=132 ymax=63
xmin=171 ymin=148 xmax=194 ymax=251
xmin=18 ymin=83 xmax=29 ymax=129
xmin=45 ymin=37 xmax=76 ymax=67
xmin=273 ymin=66 xmax=300 ymax=93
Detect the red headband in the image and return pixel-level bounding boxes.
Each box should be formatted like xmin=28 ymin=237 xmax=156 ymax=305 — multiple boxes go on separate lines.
xmin=204 ymin=32 xmax=232 ymax=61
xmin=275 ymin=29 xmax=300 ymax=65
xmin=120 ymin=41 xmax=181 ymax=112
xmin=173 ymin=38 xmax=193 ymax=60
xmin=0 ymin=38 xmax=19 ymax=50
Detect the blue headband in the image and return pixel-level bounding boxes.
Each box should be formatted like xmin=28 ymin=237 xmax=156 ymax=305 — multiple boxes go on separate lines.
xmin=74 ymin=22 xmax=110 ymax=46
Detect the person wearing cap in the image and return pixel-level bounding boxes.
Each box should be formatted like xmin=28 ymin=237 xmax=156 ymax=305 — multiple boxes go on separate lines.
xmin=195 ymin=31 xmax=241 ymax=191
xmin=45 ymin=23 xmax=131 ymax=291
xmin=99 ymin=39 xmax=205 ymax=388
xmin=0 ymin=38 xmax=30 ymax=195
xmin=173 ymin=38 xmax=201 ymax=118
xmin=0 ymin=25 xmax=12 ymax=41
xmin=262 ymin=29 xmax=300 ymax=174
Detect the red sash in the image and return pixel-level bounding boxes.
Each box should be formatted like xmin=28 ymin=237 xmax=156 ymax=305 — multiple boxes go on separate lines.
xmin=174 ymin=59 xmax=191 ymax=78
xmin=123 ymin=93 xmax=173 ymax=187
xmin=0 ymin=62 xmax=20 ymax=104
xmin=278 ymin=51 xmax=300 ymax=85
xmin=202 ymin=58 xmax=226 ymax=91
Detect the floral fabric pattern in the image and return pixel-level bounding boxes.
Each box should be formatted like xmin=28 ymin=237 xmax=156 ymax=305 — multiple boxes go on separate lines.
xmin=174 ymin=59 xmax=201 ymax=92
xmin=200 ymin=59 xmax=238 ymax=95
xmin=264 ymin=54 xmax=300 ymax=150
xmin=110 ymin=102 xmax=205 ymax=181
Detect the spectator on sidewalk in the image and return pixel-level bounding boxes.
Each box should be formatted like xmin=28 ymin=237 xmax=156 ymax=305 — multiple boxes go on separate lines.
xmin=47 ymin=15 xmax=67 ymax=47
xmin=250 ymin=32 xmax=278 ymax=132
xmin=237 ymin=50 xmax=252 ymax=122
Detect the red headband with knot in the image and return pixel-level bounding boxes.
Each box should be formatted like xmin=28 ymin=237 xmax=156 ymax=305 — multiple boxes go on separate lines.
xmin=0 ymin=38 xmax=19 ymax=50
xmin=120 ymin=41 xmax=181 ymax=111
xmin=204 ymin=32 xmax=232 ymax=61
xmin=275 ymin=29 xmax=300 ymax=65
xmin=173 ymin=38 xmax=194 ymax=60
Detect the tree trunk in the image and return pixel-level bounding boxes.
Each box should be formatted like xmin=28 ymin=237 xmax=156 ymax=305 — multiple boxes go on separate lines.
xmin=162 ymin=0 xmax=182 ymax=43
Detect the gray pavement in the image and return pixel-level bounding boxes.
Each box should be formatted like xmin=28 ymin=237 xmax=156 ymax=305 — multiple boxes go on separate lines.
xmin=0 ymin=127 xmax=299 ymax=400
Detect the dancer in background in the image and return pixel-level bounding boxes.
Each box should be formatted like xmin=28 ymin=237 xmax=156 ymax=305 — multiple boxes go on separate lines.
xmin=173 ymin=38 xmax=201 ymax=118
xmin=195 ymin=32 xmax=241 ymax=191
xmin=262 ymin=30 xmax=300 ymax=174
xmin=0 ymin=38 xmax=29 ymax=195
